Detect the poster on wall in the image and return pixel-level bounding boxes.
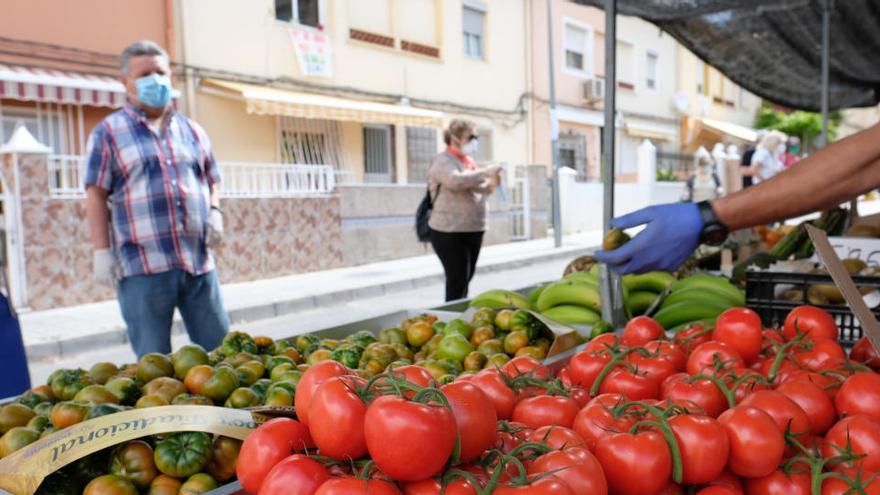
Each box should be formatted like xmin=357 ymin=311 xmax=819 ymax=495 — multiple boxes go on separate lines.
xmin=289 ymin=26 xmax=333 ymax=77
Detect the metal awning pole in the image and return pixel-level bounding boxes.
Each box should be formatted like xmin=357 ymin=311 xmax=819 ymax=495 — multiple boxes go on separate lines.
xmin=820 ymin=0 xmax=832 ymax=147
xmin=547 ymin=0 xmax=562 ymax=248
xmin=602 ymin=0 xmax=616 ymax=232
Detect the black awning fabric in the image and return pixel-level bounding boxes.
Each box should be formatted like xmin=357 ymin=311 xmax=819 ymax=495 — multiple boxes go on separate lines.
xmin=573 ymin=0 xmax=880 ymax=111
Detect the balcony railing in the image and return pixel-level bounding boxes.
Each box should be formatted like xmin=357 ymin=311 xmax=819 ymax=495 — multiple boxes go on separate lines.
xmin=47 ymin=156 xmax=336 ymax=198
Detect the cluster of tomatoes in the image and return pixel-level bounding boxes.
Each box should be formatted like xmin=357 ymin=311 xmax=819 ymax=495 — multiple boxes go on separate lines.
xmin=234 ymin=305 xmax=880 ymax=495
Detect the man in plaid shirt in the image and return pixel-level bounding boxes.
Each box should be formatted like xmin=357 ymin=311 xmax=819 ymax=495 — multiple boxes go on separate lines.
xmin=85 ymin=40 xmax=228 ymax=357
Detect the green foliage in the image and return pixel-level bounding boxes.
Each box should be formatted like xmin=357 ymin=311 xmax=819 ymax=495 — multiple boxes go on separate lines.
xmin=656 ymin=168 xmax=678 ymax=182
xmin=755 ymin=104 xmax=841 ymax=143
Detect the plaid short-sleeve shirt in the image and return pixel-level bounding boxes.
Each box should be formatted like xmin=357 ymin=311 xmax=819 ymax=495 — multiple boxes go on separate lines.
xmin=85 ymin=102 xmax=221 ymax=277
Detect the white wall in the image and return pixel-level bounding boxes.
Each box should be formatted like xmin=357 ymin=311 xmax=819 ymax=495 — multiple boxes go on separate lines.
xmin=560 ymin=181 xmax=684 ymax=234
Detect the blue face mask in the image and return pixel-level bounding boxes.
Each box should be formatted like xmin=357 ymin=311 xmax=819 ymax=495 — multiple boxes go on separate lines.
xmin=135 ymin=73 xmax=172 ymax=109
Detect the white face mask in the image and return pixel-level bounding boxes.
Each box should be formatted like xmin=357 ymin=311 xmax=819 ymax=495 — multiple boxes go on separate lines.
xmin=461 ymin=138 xmax=479 ymax=156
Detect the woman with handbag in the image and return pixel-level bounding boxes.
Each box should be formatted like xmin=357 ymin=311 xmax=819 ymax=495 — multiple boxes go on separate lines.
xmin=427 ymin=119 xmax=502 ymax=301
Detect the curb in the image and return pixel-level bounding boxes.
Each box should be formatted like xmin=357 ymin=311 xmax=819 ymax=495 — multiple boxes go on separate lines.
xmin=26 ymin=244 xmax=590 ymax=360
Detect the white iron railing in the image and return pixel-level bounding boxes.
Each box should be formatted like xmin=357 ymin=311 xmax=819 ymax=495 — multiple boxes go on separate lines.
xmin=48 ymin=154 xmax=87 ymax=198
xmin=46 ymin=156 xmax=337 ymax=198
xmin=219 ymin=162 xmax=336 ymax=197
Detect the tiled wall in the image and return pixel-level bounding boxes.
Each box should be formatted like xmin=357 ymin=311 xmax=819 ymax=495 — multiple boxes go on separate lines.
xmin=11 ymin=155 xmax=343 ymax=310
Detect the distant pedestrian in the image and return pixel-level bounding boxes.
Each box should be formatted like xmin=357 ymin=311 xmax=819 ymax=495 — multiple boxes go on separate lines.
xmin=783 ymin=136 xmax=802 ymax=168
xmin=740 ymin=130 xmax=765 ymax=189
xmin=428 ymin=119 xmax=502 ymax=301
xmin=745 ymin=130 xmax=786 ymax=184
xmin=85 ymin=40 xmax=228 ymax=357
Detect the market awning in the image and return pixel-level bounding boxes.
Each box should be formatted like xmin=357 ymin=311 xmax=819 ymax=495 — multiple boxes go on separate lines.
xmin=202 ymin=79 xmax=444 ymax=128
xmin=624 ymin=120 xmax=678 ymax=141
xmin=699 ymin=117 xmax=757 ymax=143
xmin=0 ymin=64 xmax=126 ymax=108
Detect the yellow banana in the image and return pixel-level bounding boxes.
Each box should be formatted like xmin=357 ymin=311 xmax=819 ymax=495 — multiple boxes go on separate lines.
xmin=541 ymin=305 xmax=602 ymax=325
xmin=469 ymin=289 xmax=532 ymax=310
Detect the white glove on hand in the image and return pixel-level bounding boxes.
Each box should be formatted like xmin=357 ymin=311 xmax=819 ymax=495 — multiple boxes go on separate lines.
xmin=206 ymin=207 xmax=224 ymax=248
xmin=93 ymin=248 xmax=120 ymax=287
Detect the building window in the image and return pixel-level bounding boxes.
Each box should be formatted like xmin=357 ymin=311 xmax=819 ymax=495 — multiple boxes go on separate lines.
xmin=645 ymin=51 xmax=658 ymax=90
xmin=463 ymin=3 xmax=486 ymax=60
xmin=563 ymin=20 xmax=592 ymax=76
xmin=0 ymin=104 xmax=70 ymax=154
xmin=559 ymin=131 xmax=588 ymax=180
xmin=275 ymin=0 xmax=321 ymax=28
xmin=364 ymin=125 xmax=393 ymax=183
xmin=616 ymin=41 xmax=634 ymax=90
xmin=278 ymin=117 xmax=342 ymax=166
xmin=406 ymin=127 xmax=438 ymax=183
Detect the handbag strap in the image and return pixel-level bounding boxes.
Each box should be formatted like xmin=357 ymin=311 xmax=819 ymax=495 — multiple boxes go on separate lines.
xmin=428 ymin=183 xmax=441 ymax=206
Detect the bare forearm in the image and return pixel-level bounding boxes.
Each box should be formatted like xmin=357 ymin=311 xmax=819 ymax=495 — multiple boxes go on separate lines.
xmin=86 ymin=187 xmax=111 ymax=249
xmin=713 ymin=124 xmax=880 ymax=230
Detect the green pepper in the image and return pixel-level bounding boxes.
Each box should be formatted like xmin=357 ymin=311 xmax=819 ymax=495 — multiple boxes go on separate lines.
xmin=221 ymin=332 xmax=258 ymax=357
xmin=330 ymin=347 xmax=362 ymax=369
xmin=436 ymin=334 xmax=473 ymax=363
xmin=295 ymin=334 xmax=320 ymax=353
xmin=443 ymin=319 xmax=474 ymax=339
xmin=510 ymin=310 xmax=543 ymax=340
xmin=49 ymin=369 xmax=94 ymax=401
xmin=346 ymin=330 xmax=377 ymax=348
xmin=378 ymin=327 xmax=406 ymax=345
xmin=154 ymin=432 xmax=213 ymax=478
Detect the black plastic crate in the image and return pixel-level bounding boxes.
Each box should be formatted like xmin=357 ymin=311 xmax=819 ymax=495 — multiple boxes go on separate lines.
xmin=745 ymin=271 xmax=880 ymax=347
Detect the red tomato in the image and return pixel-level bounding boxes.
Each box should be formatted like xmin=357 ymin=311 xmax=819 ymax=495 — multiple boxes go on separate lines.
xmin=467 ymin=369 xmax=518 ymax=420
xmin=744 ymin=469 xmax=811 ymax=495
xmin=308 ymin=375 xmax=367 ymax=461
xmin=776 ymin=380 xmax=837 ymax=436
xmin=315 ymin=477 xmax=402 ymax=495
xmin=403 ymin=478 xmax=477 ymax=495
xmin=716 ymin=406 xmax=784 ymax=478
xmin=781 ymin=370 xmax=844 ymax=400
xmin=568 ymin=387 xmax=590 ymax=408
xmin=687 ymin=342 xmax=745 ymax=376
xmin=364 ymin=395 xmax=456 ymax=481
xmin=697 ymin=487 xmax=742 ymax=495
xmin=527 ymin=426 xmax=586 ymax=450
xmin=567 ymin=351 xmax=613 ymax=390
xmin=644 ymin=340 xmax=687 ymax=371
xmin=712 ymin=308 xmax=764 ymax=363
xmin=237 ymin=417 xmax=313 ymax=494
xmin=668 ymin=414 xmax=729 ymax=485
xmin=822 ymin=471 xmax=880 ymax=495
xmin=626 ymin=353 xmax=678 ymax=385
xmin=441 ymin=381 xmax=497 ymax=463
xmin=491 ymin=477 xmax=574 ymax=495
xmin=501 ymin=356 xmax=550 ymax=380
xmin=257 ymin=454 xmax=330 ymax=495
xmin=658 ymin=482 xmax=684 ymax=495
xmin=388 ymin=365 xmax=434 ymax=387
xmin=621 ymin=316 xmax=665 ymax=347
xmin=727 ymin=371 xmax=770 ymax=404
xmin=594 ymin=430 xmax=672 ymax=495
xmin=572 ymin=394 xmax=634 ymax=450
xmin=793 ymin=339 xmax=846 ymax=371
xmin=674 ymin=323 xmax=713 ymax=356
xmin=739 ymin=390 xmax=811 ymax=439
xmin=496 ymin=421 xmax=532 ymax=454
xmin=823 ymin=415 xmax=880 ymax=473
xmin=661 ymin=373 xmax=728 ymax=418
xmin=597 ymin=368 xmax=659 ymax=401
xmin=585 ymin=333 xmax=621 ymax=353
xmin=528 ymin=447 xmax=607 ymax=495
xmin=295 ymin=360 xmax=350 ymax=427
xmin=512 ymin=395 xmax=579 ymax=429
xmin=783 ymin=306 xmax=838 ymax=342
xmin=706 ymin=469 xmax=744 ymax=491
xmin=835 ymin=372 xmax=880 ymax=421
xmin=557 ymin=367 xmax=574 ymax=388
xmin=763 ymin=328 xmax=786 ymax=346
xmin=851 ymin=337 xmax=880 ymax=370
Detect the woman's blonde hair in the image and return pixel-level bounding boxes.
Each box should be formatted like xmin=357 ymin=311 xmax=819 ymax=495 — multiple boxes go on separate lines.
xmin=758 ymin=130 xmax=787 ymax=152
xmin=443 ymin=119 xmax=476 ymax=145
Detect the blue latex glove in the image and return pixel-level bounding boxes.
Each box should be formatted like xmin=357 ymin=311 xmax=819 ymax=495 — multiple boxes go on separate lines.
xmin=594 ymin=202 xmax=704 ymax=274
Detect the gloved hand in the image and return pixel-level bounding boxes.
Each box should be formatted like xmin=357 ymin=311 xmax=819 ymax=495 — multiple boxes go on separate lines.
xmin=93 ymin=248 xmax=120 ymax=287
xmin=206 ymin=207 xmax=224 ymax=248
xmin=593 ymin=202 xmax=704 ymax=274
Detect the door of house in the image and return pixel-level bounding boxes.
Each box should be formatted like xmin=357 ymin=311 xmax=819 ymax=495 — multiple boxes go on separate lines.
xmin=509 ymin=165 xmax=531 ymax=241
xmin=363 ymin=125 xmax=393 ymax=183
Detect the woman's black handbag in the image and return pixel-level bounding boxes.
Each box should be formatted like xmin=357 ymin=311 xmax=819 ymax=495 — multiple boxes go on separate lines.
xmin=415 ymin=185 xmax=439 ymax=242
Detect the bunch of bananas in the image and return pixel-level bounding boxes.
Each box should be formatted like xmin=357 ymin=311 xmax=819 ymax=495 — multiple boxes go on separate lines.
xmin=652 ymin=274 xmax=745 ymax=331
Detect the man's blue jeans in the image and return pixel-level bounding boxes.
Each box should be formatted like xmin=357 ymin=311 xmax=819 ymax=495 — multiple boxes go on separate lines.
xmin=117 ymin=269 xmax=229 ymax=357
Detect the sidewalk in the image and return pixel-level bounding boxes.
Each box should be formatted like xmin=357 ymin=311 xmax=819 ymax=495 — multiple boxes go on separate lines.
xmin=23 ymin=231 xmax=602 ymax=360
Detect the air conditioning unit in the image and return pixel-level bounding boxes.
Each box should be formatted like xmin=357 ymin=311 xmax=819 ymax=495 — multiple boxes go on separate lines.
xmin=582 ymin=78 xmax=605 ymax=103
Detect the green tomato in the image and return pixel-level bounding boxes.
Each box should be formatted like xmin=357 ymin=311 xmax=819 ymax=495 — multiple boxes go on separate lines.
xmin=443 ymin=319 xmax=474 ymax=339
xmin=269 ymin=362 xmax=295 ymax=382
xmin=307 ymin=348 xmax=333 ymax=366
xmin=463 ymin=351 xmax=488 ymax=372
xmin=346 ymin=330 xmax=377 ymax=348
xmin=180 ymin=473 xmax=218 ymax=495
xmin=319 ymin=339 xmax=340 ymax=351
xmin=378 ymin=327 xmax=407 ymax=345
xmin=389 ymin=343 xmax=414 ymax=362
xmin=171 ymin=344 xmax=209 ymax=380
xmin=417 ymin=360 xmax=449 ymax=382
xmin=485 ymin=353 xmax=511 ymax=369
xmin=406 ymin=321 xmax=435 ymax=347
xmin=265 ymin=355 xmax=295 ymax=374
xmin=471 ymin=308 xmax=497 ymax=328
xmin=295 ymin=334 xmax=319 ymax=353
xmin=495 ymin=309 xmax=515 ymax=331
xmin=503 ymin=331 xmax=530 ymax=355
xmin=224 ymin=387 xmax=261 ymax=408
xmin=436 ymin=334 xmax=473 ymax=363
xmin=201 ymin=366 xmax=240 ymax=403
xmin=330 ymin=347 xmax=361 ymax=369
xmin=275 ymin=370 xmax=304 ymax=391
xmin=422 ymin=334 xmax=444 ymax=355
xmin=50 ymin=369 xmax=94 ymax=401
xmin=153 ymin=432 xmax=213 ymax=478
xmin=250 ymin=378 xmax=274 ymax=399
xmin=221 ymin=332 xmax=258 ymax=357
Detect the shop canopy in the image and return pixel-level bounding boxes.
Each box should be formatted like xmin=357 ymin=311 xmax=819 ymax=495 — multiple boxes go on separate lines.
xmin=202 ymin=79 xmax=444 ymax=128
xmin=0 ymin=63 xmax=126 ymax=108
xmin=573 ymin=0 xmax=880 ymax=112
